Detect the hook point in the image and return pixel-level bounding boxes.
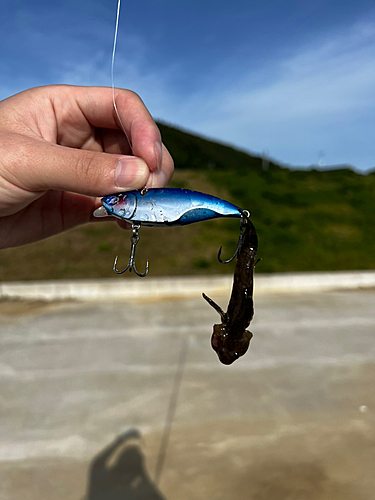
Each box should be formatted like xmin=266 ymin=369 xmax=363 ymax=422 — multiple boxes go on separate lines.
xmin=112 ymin=226 xmax=149 ymax=277
xmin=217 ymin=211 xmax=249 ymax=264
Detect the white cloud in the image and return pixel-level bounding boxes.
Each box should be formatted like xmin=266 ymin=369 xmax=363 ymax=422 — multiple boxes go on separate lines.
xmin=172 ymin=18 xmax=375 ymax=170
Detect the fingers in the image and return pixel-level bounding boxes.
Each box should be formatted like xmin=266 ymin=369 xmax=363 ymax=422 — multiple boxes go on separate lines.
xmin=1 ymin=132 xmax=150 ymax=201
xmin=0 ymin=85 xmax=174 ymax=220
xmin=114 ymin=91 xmax=161 ymax=173
xmin=146 ymin=144 xmax=174 ymax=188
xmin=55 ymin=86 xmax=174 ymax=189
xmin=61 ymin=86 xmax=163 ymax=171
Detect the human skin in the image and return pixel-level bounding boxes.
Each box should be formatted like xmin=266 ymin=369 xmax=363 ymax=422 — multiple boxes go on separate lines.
xmin=0 ymin=85 xmax=174 ymax=249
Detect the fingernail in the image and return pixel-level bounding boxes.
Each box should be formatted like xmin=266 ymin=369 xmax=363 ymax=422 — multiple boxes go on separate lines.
xmin=115 ymin=157 xmax=148 ymax=189
xmin=154 ymin=141 xmax=163 ymax=172
xmin=147 ymin=169 xmax=167 ymax=189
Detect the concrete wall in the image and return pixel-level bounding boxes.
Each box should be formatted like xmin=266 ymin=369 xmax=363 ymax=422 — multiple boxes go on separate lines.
xmin=1 ymin=270 xmax=375 ymax=301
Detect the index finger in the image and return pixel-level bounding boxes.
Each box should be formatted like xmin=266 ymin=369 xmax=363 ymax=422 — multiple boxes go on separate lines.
xmin=56 ymin=86 xmax=162 ymax=173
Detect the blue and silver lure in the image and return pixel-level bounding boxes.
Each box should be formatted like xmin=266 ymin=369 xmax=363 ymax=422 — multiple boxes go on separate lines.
xmin=93 ymin=187 xmax=247 ymax=276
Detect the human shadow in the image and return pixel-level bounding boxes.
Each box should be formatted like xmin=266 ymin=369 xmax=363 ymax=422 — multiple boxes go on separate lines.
xmin=85 ymin=429 xmax=166 ymax=500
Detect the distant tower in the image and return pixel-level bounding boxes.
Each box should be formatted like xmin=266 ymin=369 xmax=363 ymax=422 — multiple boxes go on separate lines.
xmin=318 ymin=150 xmax=326 ymax=168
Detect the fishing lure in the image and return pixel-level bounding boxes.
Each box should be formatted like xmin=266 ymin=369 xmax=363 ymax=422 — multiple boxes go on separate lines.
xmin=203 ymin=211 xmax=260 ymax=365
xmin=93 ymin=187 xmax=245 ymax=276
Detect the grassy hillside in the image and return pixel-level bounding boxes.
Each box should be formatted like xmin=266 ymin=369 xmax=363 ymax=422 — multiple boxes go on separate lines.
xmin=1 ymin=122 xmax=375 ymax=281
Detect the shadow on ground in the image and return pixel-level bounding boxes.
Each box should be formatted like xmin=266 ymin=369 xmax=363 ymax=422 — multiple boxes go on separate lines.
xmin=85 ymin=429 xmax=165 ymax=500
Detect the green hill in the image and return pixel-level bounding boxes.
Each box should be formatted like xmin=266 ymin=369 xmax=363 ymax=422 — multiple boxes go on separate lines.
xmin=1 ymin=122 xmax=375 ymax=281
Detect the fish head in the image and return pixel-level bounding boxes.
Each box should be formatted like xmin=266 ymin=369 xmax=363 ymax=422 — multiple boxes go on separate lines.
xmin=101 ymin=193 xmax=137 ymax=221
xmin=211 ymin=324 xmax=252 ymax=365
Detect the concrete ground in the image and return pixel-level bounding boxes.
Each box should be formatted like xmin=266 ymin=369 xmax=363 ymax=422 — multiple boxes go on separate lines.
xmin=0 ymin=288 xmax=374 ymax=499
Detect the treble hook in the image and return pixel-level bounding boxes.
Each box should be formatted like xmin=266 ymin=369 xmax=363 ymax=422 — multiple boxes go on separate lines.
xmin=113 ymin=224 xmax=149 ymax=277
xmin=218 ymin=210 xmax=250 ymax=264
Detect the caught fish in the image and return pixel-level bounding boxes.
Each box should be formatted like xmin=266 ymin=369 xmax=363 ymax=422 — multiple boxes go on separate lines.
xmin=203 ymin=211 xmax=260 ymax=365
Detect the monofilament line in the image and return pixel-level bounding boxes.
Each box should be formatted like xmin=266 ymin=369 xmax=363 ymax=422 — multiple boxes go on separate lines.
xmin=154 ymin=337 xmax=189 ymax=486
xmin=111 ymin=0 xmax=130 ymax=147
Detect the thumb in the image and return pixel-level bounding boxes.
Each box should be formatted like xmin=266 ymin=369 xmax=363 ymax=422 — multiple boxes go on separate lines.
xmin=9 ymin=133 xmax=150 ymax=197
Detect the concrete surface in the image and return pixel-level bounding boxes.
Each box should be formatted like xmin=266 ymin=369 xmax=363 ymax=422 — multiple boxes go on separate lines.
xmin=1 ymin=269 xmax=375 ymax=301
xmin=0 ymin=288 xmax=374 ymax=499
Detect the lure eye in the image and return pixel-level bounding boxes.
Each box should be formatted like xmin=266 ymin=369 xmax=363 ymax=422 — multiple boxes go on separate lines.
xmin=105 ymin=195 xmax=120 ymax=206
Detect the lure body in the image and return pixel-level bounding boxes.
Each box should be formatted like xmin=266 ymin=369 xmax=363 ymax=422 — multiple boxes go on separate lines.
xmin=96 ymin=188 xmax=242 ymax=226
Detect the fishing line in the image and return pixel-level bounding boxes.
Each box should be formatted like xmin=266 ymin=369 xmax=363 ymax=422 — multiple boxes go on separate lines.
xmin=111 ymin=0 xmax=131 ymax=149
xmin=154 ymin=337 xmax=189 ymax=487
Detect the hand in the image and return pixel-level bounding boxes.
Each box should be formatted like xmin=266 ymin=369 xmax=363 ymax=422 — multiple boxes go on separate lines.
xmin=0 ymin=85 xmax=174 ymax=249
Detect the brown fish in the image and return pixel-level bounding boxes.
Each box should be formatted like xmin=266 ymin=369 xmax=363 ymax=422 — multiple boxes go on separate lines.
xmin=203 ymin=214 xmax=259 ymax=365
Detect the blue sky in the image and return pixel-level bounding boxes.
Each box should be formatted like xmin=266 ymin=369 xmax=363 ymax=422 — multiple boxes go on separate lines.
xmin=1 ymin=0 xmax=375 ymax=172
